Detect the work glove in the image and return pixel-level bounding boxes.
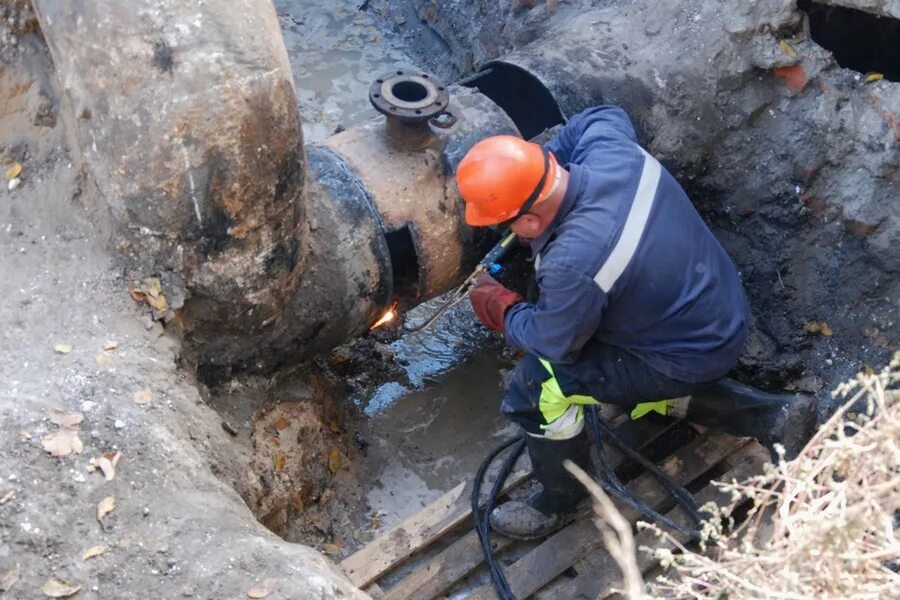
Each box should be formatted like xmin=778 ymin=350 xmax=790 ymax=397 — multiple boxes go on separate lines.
xmin=470 ymin=273 xmax=523 ymax=332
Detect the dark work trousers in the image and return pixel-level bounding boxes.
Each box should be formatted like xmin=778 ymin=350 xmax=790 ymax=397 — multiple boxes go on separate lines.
xmin=501 ymin=340 xmax=711 ymax=439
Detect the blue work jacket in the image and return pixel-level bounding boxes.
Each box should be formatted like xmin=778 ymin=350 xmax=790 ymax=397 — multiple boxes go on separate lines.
xmin=504 ymin=106 xmax=749 ymax=383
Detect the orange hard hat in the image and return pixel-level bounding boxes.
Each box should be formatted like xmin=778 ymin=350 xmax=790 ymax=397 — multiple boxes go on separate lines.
xmin=456 ymin=135 xmax=559 ymax=226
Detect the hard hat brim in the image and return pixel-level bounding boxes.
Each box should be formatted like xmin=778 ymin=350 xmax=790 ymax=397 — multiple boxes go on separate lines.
xmin=465 ymin=201 xmax=505 ymax=226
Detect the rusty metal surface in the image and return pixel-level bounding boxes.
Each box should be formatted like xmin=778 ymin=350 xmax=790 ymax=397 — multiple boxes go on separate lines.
xmin=321 ymin=85 xmax=519 ymax=304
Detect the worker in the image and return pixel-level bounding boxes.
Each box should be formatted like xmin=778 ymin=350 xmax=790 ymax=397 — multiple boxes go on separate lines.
xmin=455 ymin=105 xmax=814 ymax=541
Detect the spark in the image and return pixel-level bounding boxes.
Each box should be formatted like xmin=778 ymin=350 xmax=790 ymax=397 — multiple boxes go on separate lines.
xmin=370 ymin=303 xmax=398 ymax=330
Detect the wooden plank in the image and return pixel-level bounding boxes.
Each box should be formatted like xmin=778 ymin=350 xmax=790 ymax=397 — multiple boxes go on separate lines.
xmin=380 ymin=417 xmax=673 ymax=600
xmin=464 ymin=432 xmax=751 ymax=600
xmin=343 ymin=409 xmax=635 ymax=588
xmin=561 ymin=442 xmax=768 ymax=599
xmin=341 ymin=463 xmax=532 ymax=588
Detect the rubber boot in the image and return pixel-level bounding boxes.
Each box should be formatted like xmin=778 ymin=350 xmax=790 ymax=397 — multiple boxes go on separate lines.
xmin=685 ymin=378 xmax=816 ymax=460
xmin=489 ymin=429 xmax=593 ymax=541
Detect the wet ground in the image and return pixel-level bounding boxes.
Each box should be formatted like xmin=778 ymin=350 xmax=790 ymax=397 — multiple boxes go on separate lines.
xmin=354 ymin=300 xmax=518 ymax=532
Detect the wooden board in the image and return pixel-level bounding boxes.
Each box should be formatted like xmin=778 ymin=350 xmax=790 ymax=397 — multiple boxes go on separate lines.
xmin=560 ymin=443 xmax=769 ymax=599
xmin=464 ymin=432 xmax=751 ymax=600
xmin=342 ymin=409 xmax=633 ymax=588
xmin=341 ymin=464 xmax=531 ymax=588
xmin=379 ymin=417 xmax=674 ymax=600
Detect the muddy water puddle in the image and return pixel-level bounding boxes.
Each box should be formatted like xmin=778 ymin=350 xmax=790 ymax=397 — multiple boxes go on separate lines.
xmin=356 ymin=346 xmax=517 ymax=532
xmin=276 ymin=0 xmax=420 ymax=141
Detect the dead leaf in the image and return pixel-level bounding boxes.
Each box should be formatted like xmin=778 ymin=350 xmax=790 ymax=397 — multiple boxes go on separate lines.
xmin=146 ymin=277 xmax=162 ymax=297
xmin=97 ymin=495 xmax=115 ymax=522
xmin=273 ymin=416 xmax=291 ymax=430
xmin=773 ymin=64 xmax=808 ymax=92
xmin=328 ymin=448 xmax=343 ymax=475
xmin=328 ymin=419 xmax=341 ymax=434
xmin=864 ymin=72 xmax=884 ymax=83
xmin=4 ymin=162 xmax=22 ymax=180
xmin=41 ymin=577 xmax=82 ymax=598
xmin=288 ymin=490 xmax=304 ymax=511
xmin=146 ymin=293 xmax=168 ymax=312
xmin=82 ymin=545 xmax=107 ymax=560
xmin=18 ymin=430 xmax=31 ymax=441
xmin=103 ymin=340 xmax=118 ymax=351
xmin=95 ymin=353 xmax=113 ymax=366
xmin=322 ymin=542 xmax=341 ymax=555
xmin=48 ymin=408 xmax=84 ymax=427
xmin=246 ymin=579 xmax=278 ymax=599
xmin=95 ymin=451 xmax=122 ymax=481
xmin=268 ymin=436 xmax=281 ymax=447
xmin=0 ymin=568 xmax=20 ymax=592
xmin=778 ymin=40 xmax=797 ymax=58
xmin=804 ymin=321 xmax=833 ymax=337
xmin=133 ymin=388 xmax=152 ymax=405
xmin=53 ymin=342 xmax=73 ymax=354
xmin=0 ymin=490 xmax=15 ymax=505
xmin=273 ymin=451 xmax=287 ymax=473
xmin=352 ymin=529 xmax=373 ymax=543
xmin=370 ymin=516 xmax=382 ymax=530
xmin=42 ymin=427 xmax=84 ymax=457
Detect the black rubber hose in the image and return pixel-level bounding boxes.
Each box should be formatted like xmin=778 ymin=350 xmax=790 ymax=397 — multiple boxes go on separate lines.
xmin=471 ymin=436 xmax=525 ymax=600
xmin=474 ymin=408 xmax=706 ymax=600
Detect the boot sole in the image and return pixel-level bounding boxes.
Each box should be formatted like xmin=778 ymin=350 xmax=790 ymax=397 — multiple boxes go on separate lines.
xmin=489 ymin=504 xmax=591 ymax=541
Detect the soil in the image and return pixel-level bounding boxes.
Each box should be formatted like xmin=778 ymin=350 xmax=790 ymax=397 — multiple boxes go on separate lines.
xmin=1 ymin=0 xmax=897 ymax=598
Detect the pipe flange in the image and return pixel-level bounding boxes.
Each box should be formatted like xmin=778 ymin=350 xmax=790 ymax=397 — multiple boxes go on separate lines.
xmin=369 ymin=70 xmax=450 ymax=122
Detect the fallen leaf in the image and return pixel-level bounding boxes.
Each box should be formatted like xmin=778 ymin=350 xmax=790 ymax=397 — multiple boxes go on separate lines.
xmin=95 ymin=451 xmax=122 ymax=481
xmin=246 ymin=579 xmax=278 ymax=599
xmin=82 ymin=545 xmax=107 ymax=560
xmin=96 ymin=353 xmax=112 ymax=366
xmin=370 ymin=516 xmax=382 ymax=530
xmin=273 ymin=451 xmax=287 ymax=473
xmin=97 ymin=495 xmax=115 ymax=522
xmin=352 ymin=529 xmax=373 ymax=543
xmin=48 ymin=408 xmax=84 ymax=427
xmin=18 ymin=430 xmax=31 ymax=441
xmin=0 ymin=568 xmax=19 ymax=592
xmin=864 ymin=72 xmax=883 ymax=83
xmin=804 ymin=321 xmax=833 ymax=337
xmin=103 ymin=340 xmax=118 ymax=351
xmin=133 ymin=388 xmax=152 ymax=405
xmin=773 ymin=64 xmax=807 ymax=92
xmin=4 ymin=162 xmax=22 ymax=180
xmin=41 ymin=577 xmax=82 ymax=598
xmin=328 ymin=419 xmax=341 ymax=434
xmin=0 ymin=490 xmax=15 ymax=505
xmin=778 ymin=40 xmax=797 ymax=58
xmin=288 ymin=490 xmax=304 ymax=511
xmin=328 ymin=448 xmax=343 ymax=475
xmin=42 ymin=427 xmax=84 ymax=457
xmin=53 ymin=342 xmax=73 ymax=354
xmin=268 ymin=436 xmax=281 ymax=447
xmin=322 ymin=542 xmax=341 ymax=555
xmin=146 ymin=277 xmax=162 ymax=298
xmin=146 ymin=293 xmax=168 ymax=312
xmin=273 ymin=416 xmax=291 ymax=430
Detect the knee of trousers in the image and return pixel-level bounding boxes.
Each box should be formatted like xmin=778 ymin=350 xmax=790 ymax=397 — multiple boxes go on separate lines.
xmin=501 ymin=355 xmax=598 ymax=440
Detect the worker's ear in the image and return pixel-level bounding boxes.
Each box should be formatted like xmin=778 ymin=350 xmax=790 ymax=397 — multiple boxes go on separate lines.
xmin=509 ymin=213 xmax=543 ymax=238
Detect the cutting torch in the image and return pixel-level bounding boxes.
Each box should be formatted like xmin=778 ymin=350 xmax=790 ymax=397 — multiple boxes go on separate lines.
xmin=405 ymin=231 xmax=518 ymax=333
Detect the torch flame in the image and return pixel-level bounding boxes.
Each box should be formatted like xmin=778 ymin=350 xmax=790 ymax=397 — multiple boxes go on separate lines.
xmin=370 ymin=303 xmax=398 ymax=330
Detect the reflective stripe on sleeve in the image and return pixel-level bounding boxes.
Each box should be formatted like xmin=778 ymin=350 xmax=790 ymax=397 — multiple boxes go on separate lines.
xmin=593 ymin=147 xmax=661 ymax=293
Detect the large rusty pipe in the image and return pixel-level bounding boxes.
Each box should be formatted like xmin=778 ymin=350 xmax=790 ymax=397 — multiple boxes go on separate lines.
xmin=32 ymin=0 xmax=518 ymax=371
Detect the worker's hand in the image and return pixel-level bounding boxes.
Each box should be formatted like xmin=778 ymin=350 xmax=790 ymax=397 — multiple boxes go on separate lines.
xmin=470 ymin=273 xmax=523 ymax=332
